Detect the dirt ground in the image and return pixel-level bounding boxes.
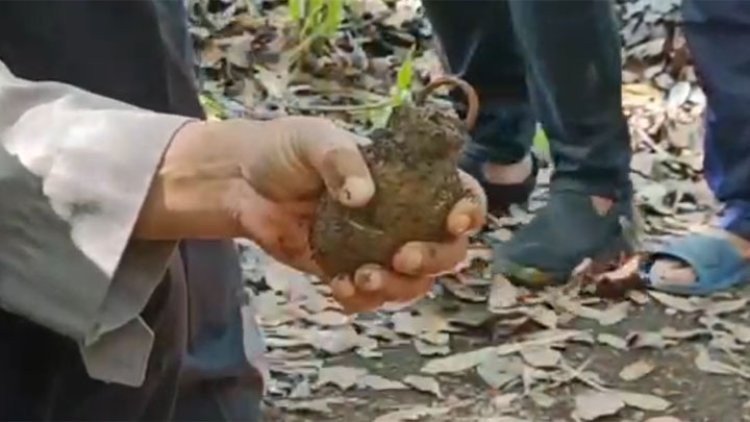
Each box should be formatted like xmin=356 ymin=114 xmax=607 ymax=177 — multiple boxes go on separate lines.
xmin=261 ymin=286 xmax=750 ymax=422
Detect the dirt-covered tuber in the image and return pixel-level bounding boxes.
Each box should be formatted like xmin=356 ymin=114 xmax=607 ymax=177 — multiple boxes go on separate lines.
xmin=311 ymin=76 xmax=479 ymax=277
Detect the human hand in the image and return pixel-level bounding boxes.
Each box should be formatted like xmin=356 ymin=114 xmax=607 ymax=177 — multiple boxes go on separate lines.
xmin=136 ymin=116 xmax=486 ymax=313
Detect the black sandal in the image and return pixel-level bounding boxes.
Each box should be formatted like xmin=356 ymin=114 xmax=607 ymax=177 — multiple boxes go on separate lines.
xmin=494 ymin=187 xmax=635 ymax=287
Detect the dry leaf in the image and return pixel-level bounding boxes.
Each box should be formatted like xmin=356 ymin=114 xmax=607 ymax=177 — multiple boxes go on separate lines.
xmin=496 ymin=329 xmax=583 ymax=356
xmin=254 ymin=65 xmax=288 ymax=99
xmin=627 ymin=331 xmax=677 ymax=349
xmin=373 ymin=405 xmax=452 ymax=422
xmin=522 ymin=306 xmax=559 ymax=328
xmin=491 ymin=393 xmax=519 ymax=410
xmin=314 ymin=366 xmax=368 ymax=391
xmin=714 ymin=319 xmax=750 ymax=343
xmin=709 ymin=332 xmax=744 ymax=351
xmin=520 ymin=346 xmax=562 ymax=368
xmin=703 ymin=298 xmax=749 ymax=316
xmin=274 ymin=398 xmax=350 ymax=414
xmin=660 ymin=327 xmax=710 ymax=340
xmin=289 ymin=378 xmax=312 ymax=399
xmin=441 ymin=277 xmax=487 ymax=302
xmin=391 ymin=310 xmax=450 ymax=337
xmin=619 ymin=360 xmax=656 ymax=381
xmin=422 ymin=347 xmax=496 ymax=374
xmin=489 ymin=275 xmax=519 ymax=311
xmin=263 ymin=260 xmax=306 ymax=293
xmin=310 ymin=326 xmax=370 ymax=354
xmin=476 ymin=355 xmax=524 ymax=390
xmin=598 ymin=333 xmax=628 ymax=350
xmin=694 ymin=345 xmax=749 ymax=377
xmin=445 ymin=305 xmax=494 ymax=328
xmin=403 ymin=375 xmax=443 ymax=398
xmin=268 ymin=358 xmax=324 ymax=376
xmin=417 ymin=330 xmax=450 ymax=345
xmin=358 ymin=374 xmax=408 ymax=391
xmin=574 ymin=390 xmax=625 ymax=421
xmin=598 ymin=302 xmax=631 ymax=325
xmin=556 ymin=297 xmax=629 ymax=326
xmin=617 ymin=391 xmax=671 ymax=411
xmin=529 ymin=391 xmax=556 ymax=408
xmin=356 ymin=347 xmax=384 ymax=359
xmin=627 ymin=290 xmax=651 ymax=305
xmin=304 ymin=310 xmax=350 ymax=327
xmin=414 ymin=339 xmax=451 ymax=357
xmin=648 ymin=291 xmax=700 ymax=312
xmin=666 ymin=81 xmax=692 ymax=109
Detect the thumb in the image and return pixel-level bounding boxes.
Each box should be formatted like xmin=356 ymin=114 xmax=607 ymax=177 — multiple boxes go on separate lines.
xmin=293 ymin=117 xmax=375 ymax=207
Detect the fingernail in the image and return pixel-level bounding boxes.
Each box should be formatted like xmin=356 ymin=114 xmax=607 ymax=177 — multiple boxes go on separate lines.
xmin=452 ymin=214 xmax=471 ymax=235
xmin=340 ymin=177 xmax=374 ymax=206
xmin=400 ymin=250 xmax=422 ymax=273
xmin=356 ymin=269 xmax=383 ymax=291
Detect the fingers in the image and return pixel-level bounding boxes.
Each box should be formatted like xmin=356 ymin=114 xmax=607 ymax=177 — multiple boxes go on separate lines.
xmin=392 ymin=236 xmax=469 ymax=276
xmin=447 ymin=170 xmax=487 ymax=236
xmin=291 ymin=117 xmax=375 ymax=208
xmin=328 ymin=265 xmax=436 ymax=313
xmin=447 ymin=197 xmax=484 ymax=236
xmin=373 ymin=270 xmax=434 ymax=303
xmin=329 ymin=275 xmax=383 ymax=314
xmin=319 ymin=148 xmax=374 ymax=207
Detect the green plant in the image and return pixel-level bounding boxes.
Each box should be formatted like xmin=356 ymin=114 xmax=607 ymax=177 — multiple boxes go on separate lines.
xmin=289 ymin=0 xmax=346 ymax=58
xmin=366 ymin=48 xmax=416 ymax=128
xmin=532 ymin=124 xmax=551 ymax=161
xmin=392 ymin=47 xmax=415 ymax=107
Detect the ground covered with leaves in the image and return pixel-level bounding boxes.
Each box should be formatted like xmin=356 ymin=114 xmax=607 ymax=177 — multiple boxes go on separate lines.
xmin=189 ymin=0 xmax=750 ymax=420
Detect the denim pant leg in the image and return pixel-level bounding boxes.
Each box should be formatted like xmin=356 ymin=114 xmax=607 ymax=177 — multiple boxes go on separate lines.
xmin=683 ymin=0 xmax=750 ymax=239
xmin=508 ymin=0 xmax=631 ymax=199
xmin=155 ymin=2 xmax=265 ymax=420
xmin=422 ymin=0 xmax=535 ymax=165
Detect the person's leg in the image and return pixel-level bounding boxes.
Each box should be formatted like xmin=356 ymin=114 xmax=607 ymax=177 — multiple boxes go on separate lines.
xmin=646 ymin=0 xmax=750 ymax=294
xmin=422 ymin=0 xmax=538 ymax=214
xmin=496 ymin=0 xmax=633 ymax=285
xmin=154 ymin=2 xmax=267 ymax=419
xmin=173 ymin=241 xmax=265 ymax=422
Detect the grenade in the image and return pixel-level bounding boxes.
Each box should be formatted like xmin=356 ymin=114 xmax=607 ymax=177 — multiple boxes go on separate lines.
xmin=311 ymin=76 xmax=479 ymax=277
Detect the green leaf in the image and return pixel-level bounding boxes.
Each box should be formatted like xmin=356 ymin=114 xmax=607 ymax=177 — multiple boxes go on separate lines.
xmin=199 ymin=93 xmax=228 ymax=120
xmin=532 ymin=124 xmax=550 ymax=160
xmin=322 ymin=0 xmax=344 ymax=36
xmin=308 ymin=0 xmax=325 ymax=20
xmin=289 ymin=0 xmax=305 ymax=22
xmin=392 ymin=47 xmax=415 ymax=106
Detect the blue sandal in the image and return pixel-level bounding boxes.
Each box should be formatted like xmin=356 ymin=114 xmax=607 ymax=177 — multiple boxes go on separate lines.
xmin=640 ymin=232 xmax=750 ymax=296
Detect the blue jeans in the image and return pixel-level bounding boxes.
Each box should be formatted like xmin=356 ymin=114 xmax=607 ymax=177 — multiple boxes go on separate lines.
xmin=422 ymin=0 xmax=631 ymax=199
xmin=684 ymin=0 xmax=750 ymax=239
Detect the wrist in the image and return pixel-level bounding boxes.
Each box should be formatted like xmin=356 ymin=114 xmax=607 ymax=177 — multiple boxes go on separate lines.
xmin=134 ymin=120 xmax=251 ymax=239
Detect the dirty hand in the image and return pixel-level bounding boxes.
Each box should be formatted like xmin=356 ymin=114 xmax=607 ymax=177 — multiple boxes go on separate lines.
xmin=136 ymin=116 xmax=486 ymax=313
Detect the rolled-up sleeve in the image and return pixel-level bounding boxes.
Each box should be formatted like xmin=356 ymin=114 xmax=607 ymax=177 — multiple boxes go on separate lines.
xmin=0 ymin=60 xmax=192 ymax=385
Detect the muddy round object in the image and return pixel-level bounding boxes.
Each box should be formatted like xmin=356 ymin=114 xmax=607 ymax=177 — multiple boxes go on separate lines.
xmin=310 ymin=76 xmax=478 ymax=277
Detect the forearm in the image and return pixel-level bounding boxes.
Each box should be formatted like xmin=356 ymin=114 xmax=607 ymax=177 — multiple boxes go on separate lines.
xmin=0 ymin=59 xmax=188 ymax=342
xmin=133 ymin=120 xmax=252 ymax=240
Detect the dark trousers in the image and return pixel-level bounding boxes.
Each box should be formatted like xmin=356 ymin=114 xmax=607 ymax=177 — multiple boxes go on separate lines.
xmin=683 ymin=0 xmax=750 ymax=238
xmin=0 ymin=270 xmax=186 ymax=421
xmin=422 ymin=0 xmax=632 ymax=198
